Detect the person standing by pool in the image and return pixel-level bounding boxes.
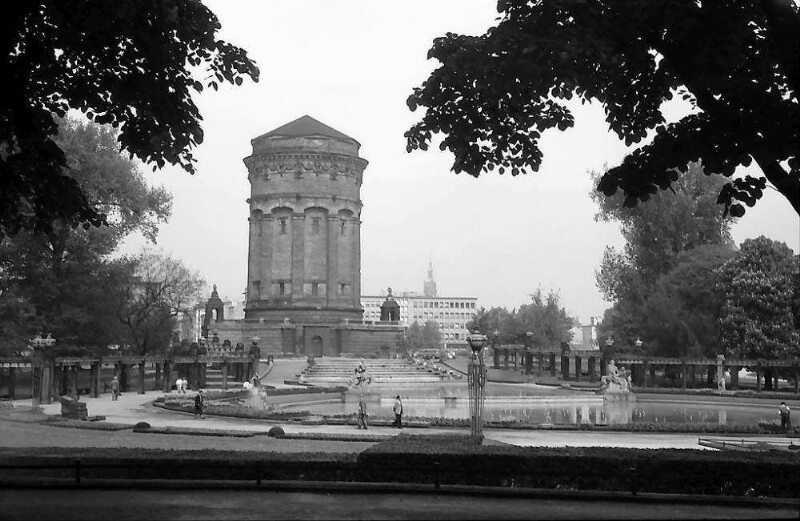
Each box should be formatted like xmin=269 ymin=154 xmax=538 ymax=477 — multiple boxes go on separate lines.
xmin=392 ymin=395 xmax=403 ymax=428
xmin=194 ymin=390 xmax=205 ymax=419
xmin=357 ymin=393 xmax=368 ymax=430
xmin=110 ymin=376 xmax=120 ymax=401
xmin=779 ymin=402 xmax=791 ymax=431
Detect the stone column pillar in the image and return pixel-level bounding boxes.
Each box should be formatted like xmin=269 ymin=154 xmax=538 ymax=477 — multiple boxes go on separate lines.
xmin=138 ymin=362 xmax=146 ymax=394
xmin=549 ymin=353 xmax=556 ymax=377
xmin=642 ymin=361 xmax=649 ymax=388
xmin=588 ymin=357 xmax=596 ymax=382
xmin=8 ymin=367 xmax=16 ymax=399
xmin=561 ymin=356 xmax=570 ymax=381
xmin=90 ymin=363 xmax=98 ymax=398
xmin=162 ymin=361 xmax=172 ymax=393
xmin=681 ymin=362 xmax=687 ymax=390
xmin=222 ymin=361 xmax=229 ymax=390
xmin=493 ymin=348 xmax=500 ymax=369
xmin=154 ymin=363 xmax=162 ymax=391
xmin=525 ymin=351 xmax=533 ymax=375
xmin=574 ymin=356 xmax=581 ymax=381
xmin=795 ymin=366 xmax=799 ymax=395
xmin=716 ymin=355 xmax=725 ymax=392
xmin=504 ymin=350 xmax=509 ymax=369
xmin=730 ymin=365 xmax=739 ymax=390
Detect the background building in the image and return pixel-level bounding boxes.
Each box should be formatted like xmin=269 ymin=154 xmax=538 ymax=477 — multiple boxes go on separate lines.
xmin=210 ymin=116 xmax=403 ymax=356
xmin=362 ymin=263 xmax=478 ymax=348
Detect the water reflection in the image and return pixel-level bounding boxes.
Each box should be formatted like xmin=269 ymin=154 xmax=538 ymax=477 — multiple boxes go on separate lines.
xmin=290 ymin=398 xmax=774 ymax=426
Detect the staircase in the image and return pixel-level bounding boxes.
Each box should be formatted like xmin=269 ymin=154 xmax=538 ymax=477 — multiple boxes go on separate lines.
xmin=203 ymin=365 xmax=245 ymax=390
xmin=297 ymin=358 xmax=457 ymax=387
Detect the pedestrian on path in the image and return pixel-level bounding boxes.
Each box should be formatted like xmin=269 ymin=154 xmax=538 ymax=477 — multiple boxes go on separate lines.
xmin=357 ymin=393 xmax=368 ymax=430
xmin=194 ymin=390 xmax=205 ymax=419
xmin=110 ymin=376 xmax=120 ymax=401
xmin=392 ymin=395 xmax=403 ymax=428
xmin=779 ymin=402 xmax=792 ymax=431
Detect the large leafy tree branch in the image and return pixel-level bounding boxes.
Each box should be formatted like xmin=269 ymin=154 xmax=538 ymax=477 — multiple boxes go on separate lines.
xmin=1 ymin=0 xmax=258 ymax=237
xmin=406 ymin=0 xmax=800 ymax=217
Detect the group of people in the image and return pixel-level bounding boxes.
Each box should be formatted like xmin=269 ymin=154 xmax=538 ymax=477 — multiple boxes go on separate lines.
xmin=355 ymin=394 xmax=403 ymax=430
xmin=175 ymin=376 xmax=189 ymax=393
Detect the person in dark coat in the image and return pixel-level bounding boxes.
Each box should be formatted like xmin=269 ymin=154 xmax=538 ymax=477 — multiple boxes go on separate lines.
xmin=357 ymin=393 xmax=368 ymax=430
xmin=392 ymin=395 xmax=403 ymax=428
xmin=194 ymin=390 xmax=205 ymax=419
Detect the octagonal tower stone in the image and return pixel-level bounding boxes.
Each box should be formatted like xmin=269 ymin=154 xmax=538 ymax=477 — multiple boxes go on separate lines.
xmin=242 ymin=115 xmax=366 ymax=323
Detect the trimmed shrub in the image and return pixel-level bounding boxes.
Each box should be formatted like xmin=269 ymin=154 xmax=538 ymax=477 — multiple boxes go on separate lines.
xmin=268 ymin=426 xmax=286 ymax=438
xmin=134 ymin=421 xmax=151 ymax=430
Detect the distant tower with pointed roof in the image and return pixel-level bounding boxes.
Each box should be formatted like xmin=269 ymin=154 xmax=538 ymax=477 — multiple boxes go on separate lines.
xmin=242 ymin=115 xmax=366 ymax=326
xmin=423 ymin=260 xmax=438 ymax=298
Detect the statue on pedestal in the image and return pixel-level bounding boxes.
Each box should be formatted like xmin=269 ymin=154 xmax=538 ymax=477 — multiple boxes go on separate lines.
xmin=600 ymin=359 xmax=634 ymax=398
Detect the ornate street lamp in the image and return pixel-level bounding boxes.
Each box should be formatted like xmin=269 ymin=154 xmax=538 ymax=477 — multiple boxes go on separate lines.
xmin=634 ymin=337 xmax=643 ymax=348
xmin=466 ymin=329 xmax=488 ymax=441
xmin=605 ymin=336 xmax=614 ymax=348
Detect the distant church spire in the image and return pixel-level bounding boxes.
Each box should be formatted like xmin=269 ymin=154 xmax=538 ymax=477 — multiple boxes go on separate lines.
xmin=423 ymin=259 xmax=438 ymax=297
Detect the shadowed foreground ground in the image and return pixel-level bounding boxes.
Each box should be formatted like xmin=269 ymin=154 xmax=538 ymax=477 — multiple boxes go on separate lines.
xmin=0 ymin=489 xmax=795 ymax=520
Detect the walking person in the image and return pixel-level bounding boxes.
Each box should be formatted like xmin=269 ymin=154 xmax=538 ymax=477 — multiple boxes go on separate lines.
xmin=357 ymin=393 xmax=368 ymax=430
xmin=110 ymin=376 xmax=120 ymax=401
xmin=392 ymin=395 xmax=403 ymax=428
xmin=194 ymin=390 xmax=205 ymax=419
xmin=779 ymin=402 xmax=792 ymax=431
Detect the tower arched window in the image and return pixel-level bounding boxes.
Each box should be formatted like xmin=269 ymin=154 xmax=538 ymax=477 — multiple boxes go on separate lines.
xmin=279 ymin=218 xmax=287 ymax=234
xmin=340 ymin=220 xmax=346 ymax=235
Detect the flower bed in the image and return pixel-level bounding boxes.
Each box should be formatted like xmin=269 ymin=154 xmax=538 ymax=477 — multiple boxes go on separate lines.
xmin=45 ymin=420 xmax=133 ymax=431
xmin=132 ymin=425 xmax=265 ymax=437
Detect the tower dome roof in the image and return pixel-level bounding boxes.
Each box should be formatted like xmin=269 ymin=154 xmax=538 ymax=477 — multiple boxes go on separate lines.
xmin=254 ymin=115 xmax=360 ymax=145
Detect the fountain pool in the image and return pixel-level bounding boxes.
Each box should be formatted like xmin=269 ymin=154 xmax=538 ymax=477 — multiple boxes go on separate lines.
xmin=277 ymin=382 xmax=779 ymax=426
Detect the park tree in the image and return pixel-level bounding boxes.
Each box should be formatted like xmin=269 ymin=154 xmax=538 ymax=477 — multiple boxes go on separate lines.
xmin=112 ymin=250 xmax=205 ymax=357
xmin=0 ymin=119 xmax=172 ymax=353
xmin=516 ymin=289 xmax=574 ymax=350
xmin=402 ymin=320 xmax=443 ymax=352
xmin=594 ymin=163 xmax=735 ymax=356
xmin=468 ymin=290 xmax=573 ymax=348
xmin=406 ymin=0 xmax=800 ymax=217
xmin=716 ymin=236 xmax=800 ymax=389
xmin=1 ymin=0 xmax=259 ymax=238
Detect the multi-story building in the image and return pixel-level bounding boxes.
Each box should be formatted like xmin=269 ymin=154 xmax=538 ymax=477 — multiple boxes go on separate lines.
xmin=361 ymin=262 xmax=478 ymax=347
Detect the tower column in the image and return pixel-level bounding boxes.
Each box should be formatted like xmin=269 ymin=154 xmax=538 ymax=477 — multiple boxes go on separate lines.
xmin=260 ymin=215 xmax=273 ymax=300
xmin=353 ymin=218 xmax=362 ymax=310
xmin=327 ymin=216 xmax=340 ymax=307
xmin=291 ymin=214 xmax=305 ymax=302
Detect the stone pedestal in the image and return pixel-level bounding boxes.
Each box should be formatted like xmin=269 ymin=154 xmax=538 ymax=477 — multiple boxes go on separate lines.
xmin=60 ymin=395 xmax=88 ymax=420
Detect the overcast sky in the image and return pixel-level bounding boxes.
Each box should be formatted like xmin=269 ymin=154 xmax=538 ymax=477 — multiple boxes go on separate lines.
xmin=122 ymin=0 xmax=799 ymax=324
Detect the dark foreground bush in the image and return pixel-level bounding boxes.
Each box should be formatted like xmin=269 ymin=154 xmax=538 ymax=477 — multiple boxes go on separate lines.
xmin=356 ymin=434 xmax=800 ymax=497
xmin=133 ymin=422 xmax=151 ymax=431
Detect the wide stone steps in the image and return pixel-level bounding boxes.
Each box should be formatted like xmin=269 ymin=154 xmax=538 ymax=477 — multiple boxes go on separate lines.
xmin=298 ymin=358 xmax=453 ymax=386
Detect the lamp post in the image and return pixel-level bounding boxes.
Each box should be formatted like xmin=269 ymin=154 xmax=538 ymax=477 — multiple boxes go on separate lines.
xmin=634 ymin=337 xmax=643 ymax=349
xmin=491 ymin=330 xmax=500 ymax=369
xmin=466 ymin=329 xmax=488 ymax=441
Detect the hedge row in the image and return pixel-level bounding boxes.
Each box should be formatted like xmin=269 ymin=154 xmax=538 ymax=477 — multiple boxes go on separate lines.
xmin=356 ymin=434 xmax=800 ymax=497
xmin=2 ymin=441 xmax=798 ymax=498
